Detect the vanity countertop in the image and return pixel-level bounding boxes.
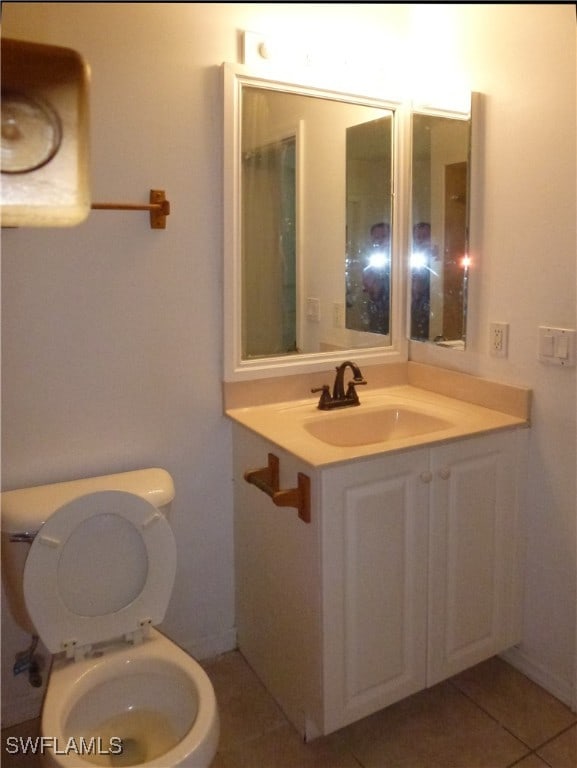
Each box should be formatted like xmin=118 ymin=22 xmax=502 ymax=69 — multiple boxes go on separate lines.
xmin=226 ymin=384 xmax=529 ymax=468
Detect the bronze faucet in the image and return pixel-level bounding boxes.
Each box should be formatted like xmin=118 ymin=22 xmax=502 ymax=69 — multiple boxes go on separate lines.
xmin=312 ymin=361 xmax=367 ymax=410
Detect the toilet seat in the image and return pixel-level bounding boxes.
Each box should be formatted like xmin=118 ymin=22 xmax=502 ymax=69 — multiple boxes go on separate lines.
xmin=23 ymin=490 xmax=176 ymax=656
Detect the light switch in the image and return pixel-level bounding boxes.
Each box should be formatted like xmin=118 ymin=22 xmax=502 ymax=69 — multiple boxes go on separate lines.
xmin=554 ymin=334 xmax=569 ymax=360
xmin=539 ymin=333 xmax=555 ymax=358
xmin=538 ymin=327 xmax=576 ymax=366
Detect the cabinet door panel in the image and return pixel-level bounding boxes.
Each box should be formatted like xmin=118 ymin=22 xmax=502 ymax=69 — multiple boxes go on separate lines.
xmin=323 ymin=451 xmax=429 ymax=731
xmin=345 ymin=479 xmax=411 ymax=695
xmin=428 ymin=431 xmax=521 ymax=685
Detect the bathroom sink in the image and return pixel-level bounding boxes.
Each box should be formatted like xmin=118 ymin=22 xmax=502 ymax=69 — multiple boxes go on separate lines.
xmin=227 ymin=381 xmax=529 ymax=467
xmin=304 ymin=406 xmax=452 ymax=447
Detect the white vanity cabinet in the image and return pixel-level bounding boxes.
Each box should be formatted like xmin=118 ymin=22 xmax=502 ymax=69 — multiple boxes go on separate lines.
xmin=232 ymin=423 xmax=526 ymax=739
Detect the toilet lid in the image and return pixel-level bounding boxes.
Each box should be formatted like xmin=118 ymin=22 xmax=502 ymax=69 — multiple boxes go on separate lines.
xmin=23 ymin=490 xmax=177 ymax=654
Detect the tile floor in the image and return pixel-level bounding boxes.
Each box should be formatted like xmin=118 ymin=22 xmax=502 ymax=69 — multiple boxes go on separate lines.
xmin=2 ymin=653 xmax=575 ymax=768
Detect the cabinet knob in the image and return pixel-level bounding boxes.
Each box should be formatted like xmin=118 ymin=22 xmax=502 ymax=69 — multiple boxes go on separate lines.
xmin=439 ymin=467 xmax=451 ymax=480
xmin=420 ymin=471 xmax=433 ymax=484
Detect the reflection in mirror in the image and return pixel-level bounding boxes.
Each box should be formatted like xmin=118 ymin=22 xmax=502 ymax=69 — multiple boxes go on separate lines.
xmin=346 ymin=117 xmax=393 ymax=337
xmin=240 ymin=84 xmax=395 ymax=361
xmin=410 ymin=108 xmax=471 ymax=349
xmin=242 ymin=87 xmax=298 ymax=359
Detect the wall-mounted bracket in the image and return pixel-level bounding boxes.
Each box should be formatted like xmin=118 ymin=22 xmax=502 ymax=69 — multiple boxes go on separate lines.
xmin=244 ymin=453 xmax=311 ymax=524
xmin=91 ymin=189 xmax=170 ymax=229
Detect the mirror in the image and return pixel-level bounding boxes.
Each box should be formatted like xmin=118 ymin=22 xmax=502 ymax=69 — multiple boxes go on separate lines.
xmin=345 ymin=117 xmax=393 ymax=338
xmin=224 ymin=64 xmax=404 ymax=381
xmin=410 ymin=104 xmax=472 ymax=349
xmin=241 ymin=85 xmax=394 ymax=358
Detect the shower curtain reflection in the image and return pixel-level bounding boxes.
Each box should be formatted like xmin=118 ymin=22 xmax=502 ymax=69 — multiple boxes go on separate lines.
xmin=242 ymin=137 xmax=297 ymax=359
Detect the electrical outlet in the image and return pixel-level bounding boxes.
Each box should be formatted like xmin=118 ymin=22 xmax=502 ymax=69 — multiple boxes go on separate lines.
xmin=306 ymin=297 xmax=321 ymax=322
xmin=490 ymin=322 xmax=509 ymax=358
xmin=333 ymin=302 xmax=345 ymax=328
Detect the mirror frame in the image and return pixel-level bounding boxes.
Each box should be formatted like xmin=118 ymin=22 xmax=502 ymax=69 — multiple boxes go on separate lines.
xmin=223 ymin=63 xmax=410 ymax=382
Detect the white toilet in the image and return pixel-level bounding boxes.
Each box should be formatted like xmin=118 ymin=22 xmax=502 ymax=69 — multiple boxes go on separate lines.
xmin=1 ymin=468 xmax=219 ymax=767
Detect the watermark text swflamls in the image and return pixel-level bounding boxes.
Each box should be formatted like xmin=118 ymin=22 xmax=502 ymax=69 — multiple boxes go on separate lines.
xmin=5 ymin=735 xmax=124 ymax=757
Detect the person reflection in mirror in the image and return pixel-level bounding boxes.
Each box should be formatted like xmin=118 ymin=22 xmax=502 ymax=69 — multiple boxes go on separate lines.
xmin=362 ymin=222 xmax=390 ymax=334
xmin=410 ymin=222 xmax=432 ymax=340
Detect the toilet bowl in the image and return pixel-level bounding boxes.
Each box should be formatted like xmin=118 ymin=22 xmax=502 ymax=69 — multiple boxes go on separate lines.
xmin=1 ymin=469 xmax=220 ymax=768
xmin=42 ymin=629 xmax=219 ymax=768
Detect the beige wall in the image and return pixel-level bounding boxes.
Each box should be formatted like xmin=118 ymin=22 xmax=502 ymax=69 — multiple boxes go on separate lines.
xmin=1 ymin=3 xmax=575 ymax=725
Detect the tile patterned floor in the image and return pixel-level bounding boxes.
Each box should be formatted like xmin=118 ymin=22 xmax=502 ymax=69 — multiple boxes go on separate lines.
xmin=2 ymin=653 xmax=575 ymax=767
xmin=203 ymin=653 xmax=576 ymax=768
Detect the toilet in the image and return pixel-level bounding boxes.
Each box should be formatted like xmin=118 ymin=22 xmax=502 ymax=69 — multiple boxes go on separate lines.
xmin=1 ymin=468 xmax=219 ymax=767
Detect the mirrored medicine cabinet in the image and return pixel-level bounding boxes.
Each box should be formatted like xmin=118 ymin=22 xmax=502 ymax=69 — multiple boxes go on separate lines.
xmin=410 ymin=106 xmax=473 ymax=349
xmin=223 ymin=63 xmax=474 ymax=381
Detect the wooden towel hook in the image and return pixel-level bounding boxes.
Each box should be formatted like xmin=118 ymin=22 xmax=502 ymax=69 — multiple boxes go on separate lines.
xmin=91 ymin=189 xmax=170 ymax=229
xmin=244 ymin=453 xmax=311 ymax=524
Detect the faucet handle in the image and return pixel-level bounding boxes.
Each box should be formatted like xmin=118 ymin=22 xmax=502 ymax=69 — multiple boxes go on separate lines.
xmin=345 ymin=377 xmax=366 ymax=405
xmin=312 ymin=384 xmax=332 ymax=410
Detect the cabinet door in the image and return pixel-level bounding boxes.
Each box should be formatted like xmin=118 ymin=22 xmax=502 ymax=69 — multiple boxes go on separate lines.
xmin=428 ymin=430 xmax=523 ymax=685
xmin=322 ymin=449 xmax=429 ymax=733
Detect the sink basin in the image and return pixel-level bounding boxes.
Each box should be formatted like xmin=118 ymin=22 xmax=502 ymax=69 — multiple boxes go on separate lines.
xmin=227 ymin=382 xmax=529 ymax=467
xmin=304 ymin=406 xmax=452 ymax=447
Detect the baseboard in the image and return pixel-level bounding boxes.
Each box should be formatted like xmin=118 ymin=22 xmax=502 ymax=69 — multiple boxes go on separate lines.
xmin=185 ymin=627 xmax=237 ymax=661
xmin=500 ymin=646 xmax=575 ymax=711
xmin=1 ymin=694 xmax=42 ymax=730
